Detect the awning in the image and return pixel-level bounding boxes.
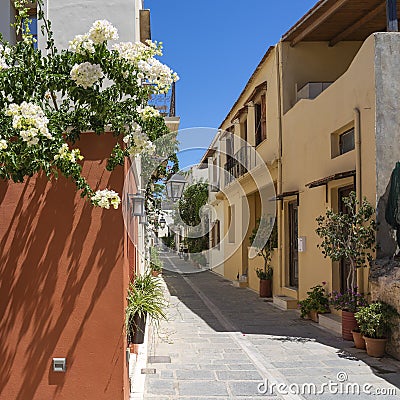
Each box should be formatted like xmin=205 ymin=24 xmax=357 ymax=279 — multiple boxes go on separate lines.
xmin=272 ymin=190 xmax=300 ymax=200
xmin=306 ymin=170 xmax=356 ymax=188
xmin=270 ymin=190 xmax=300 ymax=207
xmin=306 ymin=170 xmax=356 ymax=202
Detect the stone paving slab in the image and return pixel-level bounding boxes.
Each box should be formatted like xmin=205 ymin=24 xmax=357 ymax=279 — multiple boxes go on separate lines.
xmin=140 ymin=252 xmax=400 ymax=400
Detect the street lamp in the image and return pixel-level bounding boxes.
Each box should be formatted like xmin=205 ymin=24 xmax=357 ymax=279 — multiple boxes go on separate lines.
xmin=127 ymin=193 xmax=146 ymax=217
xmin=159 ymin=217 xmax=166 ymax=229
xmin=166 ymin=173 xmax=186 ymax=201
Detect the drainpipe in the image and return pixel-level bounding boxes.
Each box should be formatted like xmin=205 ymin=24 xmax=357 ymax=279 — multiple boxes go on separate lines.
xmin=276 ymin=42 xmax=284 ymax=293
xmin=354 ymin=108 xmax=362 ymax=206
xmin=354 ymin=107 xmax=364 ymax=293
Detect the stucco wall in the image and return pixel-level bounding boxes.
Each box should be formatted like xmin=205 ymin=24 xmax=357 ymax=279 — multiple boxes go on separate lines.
xmin=281 ymin=41 xmax=362 ymax=114
xmin=0 ymin=1 xmax=16 ymax=44
xmin=39 ymin=0 xmax=142 ymax=51
xmin=281 ymin=35 xmax=376 ymax=300
xmin=374 ymin=33 xmax=400 ymax=258
xmin=0 ymin=133 xmax=129 ymax=400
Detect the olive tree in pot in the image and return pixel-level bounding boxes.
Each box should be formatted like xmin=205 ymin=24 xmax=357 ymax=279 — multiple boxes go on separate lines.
xmin=126 ymin=273 xmax=167 ymax=348
xmin=316 ymin=192 xmax=376 ymax=340
xmin=249 ymin=217 xmax=277 ymax=298
xmin=355 ymin=302 xmax=399 ymax=357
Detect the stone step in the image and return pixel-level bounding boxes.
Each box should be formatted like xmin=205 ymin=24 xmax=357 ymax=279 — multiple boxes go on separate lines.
xmin=318 ymin=313 xmax=342 ymax=336
xmin=273 ymin=295 xmax=298 ymax=310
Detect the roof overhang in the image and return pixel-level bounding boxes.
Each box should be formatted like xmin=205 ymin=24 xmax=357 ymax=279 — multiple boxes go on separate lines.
xmin=282 ymin=0 xmax=397 ymax=47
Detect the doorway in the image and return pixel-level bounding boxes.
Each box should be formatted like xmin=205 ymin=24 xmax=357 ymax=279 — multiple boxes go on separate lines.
xmin=288 ymin=200 xmax=298 ymax=288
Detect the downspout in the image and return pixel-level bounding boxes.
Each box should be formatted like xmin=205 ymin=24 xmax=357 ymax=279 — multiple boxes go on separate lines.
xmin=354 ymin=108 xmax=362 ymax=205
xmin=276 ymin=42 xmax=284 ymax=293
xmin=354 ymin=107 xmax=364 ymax=293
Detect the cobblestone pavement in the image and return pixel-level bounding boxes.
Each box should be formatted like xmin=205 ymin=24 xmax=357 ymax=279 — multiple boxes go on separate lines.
xmin=142 ymin=251 xmax=400 ymax=399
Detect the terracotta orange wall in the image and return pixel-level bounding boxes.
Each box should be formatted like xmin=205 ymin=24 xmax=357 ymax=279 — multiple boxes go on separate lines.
xmin=0 ymin=133 xmax=130 ymax=400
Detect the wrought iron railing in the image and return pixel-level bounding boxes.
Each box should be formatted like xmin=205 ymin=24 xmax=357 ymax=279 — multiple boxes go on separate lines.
xmin=224 ymin=146 xmax=256 ymax=186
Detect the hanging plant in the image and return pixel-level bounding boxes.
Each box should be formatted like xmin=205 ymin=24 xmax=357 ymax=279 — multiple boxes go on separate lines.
xmin=0 ymin=0 xmax=179 ymax=209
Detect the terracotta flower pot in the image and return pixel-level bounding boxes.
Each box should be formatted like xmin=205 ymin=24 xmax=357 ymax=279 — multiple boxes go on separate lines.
xmin=259 ymin=279 xmax=272 ymax=298
xmin=308 ymin=310 xmax=319 ymax=323
xmin=129 ymin=343 xmax=140 ymax=354
xmin=342 ymin=311 xmax=358 ymax=341
xmin=351 ymin=330 xmax=366 ymax=349
xmin=363 ymin=336 xmax=387 ymax=358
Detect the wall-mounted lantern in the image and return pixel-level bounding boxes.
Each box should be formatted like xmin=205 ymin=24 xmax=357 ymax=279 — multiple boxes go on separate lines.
xmin=127 ymin=193 xmax=146 ymax=217
xmin=159 ymin=217 xmax=166 ymax=229
xmin=166 ymin=174 xmax=186 ymax=201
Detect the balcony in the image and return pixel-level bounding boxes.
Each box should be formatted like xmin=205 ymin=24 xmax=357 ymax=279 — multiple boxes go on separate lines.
xmin=148 ymin=82 xmax=176 ymax=117
xmin=224 ymin=145 xmax=256 ymax=186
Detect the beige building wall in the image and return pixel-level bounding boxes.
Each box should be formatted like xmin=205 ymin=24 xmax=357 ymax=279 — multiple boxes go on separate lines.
xmin=280 ymin=36 xmax=376 ymax=301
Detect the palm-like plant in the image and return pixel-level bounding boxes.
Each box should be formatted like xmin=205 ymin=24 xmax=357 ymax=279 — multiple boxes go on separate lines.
xmin=126 ymin=273 xmax=167 ymax=343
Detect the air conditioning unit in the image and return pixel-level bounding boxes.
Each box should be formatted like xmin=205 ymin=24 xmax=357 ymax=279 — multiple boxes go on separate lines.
xmin=296 ymin=82 xmax=332 ymax=102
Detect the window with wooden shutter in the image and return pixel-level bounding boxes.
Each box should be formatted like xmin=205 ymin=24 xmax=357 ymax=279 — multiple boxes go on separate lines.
xmin=261 ymin=94 xmax=267 ymax=141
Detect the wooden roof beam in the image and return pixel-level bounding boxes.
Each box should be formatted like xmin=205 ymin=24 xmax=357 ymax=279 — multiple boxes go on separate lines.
xmin=329 ymin=2 xmax=386 ymax=46
xmin=290 ymin=0 xmax=348 ymax=47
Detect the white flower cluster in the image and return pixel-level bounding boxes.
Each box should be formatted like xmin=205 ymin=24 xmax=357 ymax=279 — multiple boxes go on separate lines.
xmin=0 ymin=44 xmax=10 ymax=70
xmin=138 ymin=105 xmax=160 ymax=120
xmin=113 ymin=39 xmax=179 ymax=93
xmin=54 ymin=143 xmax=83 ymax=163
xmin=70 ymin=62 xmax=104 ymax=89
xmin=91 ymin=189 xmax=121 ymax=209
xmin=123 ymin=131 xmax=156 ymax=156
xmin=0 ymin=138 xmax=7 ymax=150
xmin=113 ymin=40 xmax=162 ymax=64
xmin=68 ymin=34 xmax=95 ymax=54
xmin=138 ymin=58 xmax=179 ymax=94
xmin=6 ymin=102 xmax=53 ymax=146
xmin=89 ymin=20 xmax=119 ymax=44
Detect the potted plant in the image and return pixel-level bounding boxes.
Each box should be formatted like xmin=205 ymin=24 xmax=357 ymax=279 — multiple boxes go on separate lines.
xmin=126 ymin=273 xmax=167 ymax=347
xmin=298 ymin=283 xmax=330 ymax=322
xmin=249 ymin=217 xmax=277 ymax=298
xmin=150 ymin=247 xmax=163 ymax=277
xmin=316 ymin=192 xmax=376 ymax=340
xmin=355 ymin=302 xmax=399 ymax=357
xmin=329 ymin=288 xmax=368 ymax=344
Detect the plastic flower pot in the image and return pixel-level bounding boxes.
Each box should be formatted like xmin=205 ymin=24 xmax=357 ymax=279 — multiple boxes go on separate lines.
xmin=363 ymin=336 xmax=387 ymax=358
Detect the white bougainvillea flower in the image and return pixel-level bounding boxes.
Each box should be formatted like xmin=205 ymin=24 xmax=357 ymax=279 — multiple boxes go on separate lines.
xmin=138 ymin=58 xmax=179 ymax=94
xmin=91 ymin=189 xmax=121 ymax=209
xmin=54 ymin=143 xmax=83 ymax=163
xmin=0 ymin=138 xmax=7 ymax=150
xmin=70 ymin=62 xmax=104 ymax=89
xmin=6 ymin=102 xmax=53 ymax=146
xmin=124 ymin=131 xmax=156 ymax=156
xmin=0 ymin=44 xmax=10 ymax=70
xmin=89 ymin=20 xmax=119 ymax=44
xmin=69 ymin=34 xmax=95 ymax=54
xmin=138 ymin=105 xmax=160 ymax=120
xmin=113 ymin=40 xmax=162 ymax=64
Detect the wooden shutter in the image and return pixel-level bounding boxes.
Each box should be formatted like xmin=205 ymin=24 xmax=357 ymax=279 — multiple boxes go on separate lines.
xmin=261 ymin=94 xmax=267 ymax=141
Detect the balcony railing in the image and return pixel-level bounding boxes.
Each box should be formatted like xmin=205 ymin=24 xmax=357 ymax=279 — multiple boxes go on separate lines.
xmin=148 ymin=82 xmax=176 ymax=117
xmin=224 ymin=145 xmax=256 ymax=186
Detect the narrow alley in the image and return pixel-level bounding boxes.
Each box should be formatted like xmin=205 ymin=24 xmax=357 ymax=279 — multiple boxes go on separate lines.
xmin=133 ymin=250 xmax=400 ymax=399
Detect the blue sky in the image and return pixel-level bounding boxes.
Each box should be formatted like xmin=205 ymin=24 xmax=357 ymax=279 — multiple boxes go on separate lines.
xmin=146 ymin=0 xmax=317 ymax=168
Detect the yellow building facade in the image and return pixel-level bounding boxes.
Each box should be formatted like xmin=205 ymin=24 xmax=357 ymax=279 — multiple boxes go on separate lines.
xmin=202 ymin=0 xmax=400 ymax=313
